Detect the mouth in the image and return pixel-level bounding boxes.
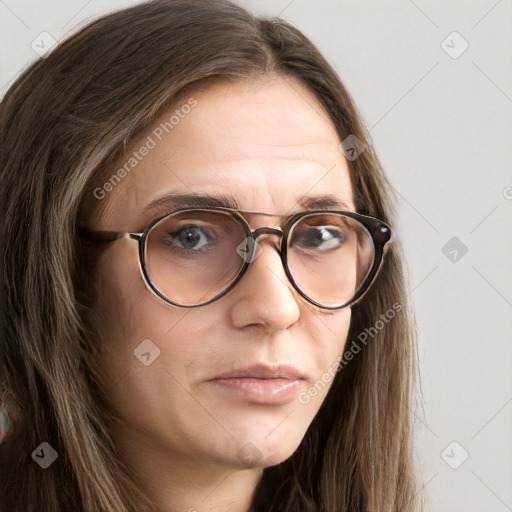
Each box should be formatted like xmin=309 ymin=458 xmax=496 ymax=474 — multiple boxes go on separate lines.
xmin=206 ymin=363 xmax=307 ymax=406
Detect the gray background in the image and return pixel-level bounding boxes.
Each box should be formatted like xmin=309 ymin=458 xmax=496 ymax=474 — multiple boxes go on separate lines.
xmin=1 ymin=1 xmax=511 ymax=511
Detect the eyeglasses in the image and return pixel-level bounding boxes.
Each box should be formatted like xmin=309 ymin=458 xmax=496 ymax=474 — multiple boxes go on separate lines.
xmin=78 ymin=206 xmax=392 ymax=310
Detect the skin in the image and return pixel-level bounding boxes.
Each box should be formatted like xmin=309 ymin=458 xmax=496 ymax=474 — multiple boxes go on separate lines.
xmin=88 ymin=75 xmax=355 ymax=512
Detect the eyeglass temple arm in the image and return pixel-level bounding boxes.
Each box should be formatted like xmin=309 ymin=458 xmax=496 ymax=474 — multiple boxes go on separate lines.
xmin=77 ymin=226 xmax=142 ymax=242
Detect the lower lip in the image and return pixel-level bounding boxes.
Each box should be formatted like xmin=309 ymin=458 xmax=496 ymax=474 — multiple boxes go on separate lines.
xmin=207 ymin=377 xmax=303 ymax=405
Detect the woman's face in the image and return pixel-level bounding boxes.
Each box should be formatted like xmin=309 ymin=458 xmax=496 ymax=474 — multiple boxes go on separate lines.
xmin=90 ymin=76 xmax=354 ymax=473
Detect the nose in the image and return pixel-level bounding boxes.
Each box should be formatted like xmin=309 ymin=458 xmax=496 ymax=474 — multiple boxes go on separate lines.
xmin=229 ymin=229 xmax=301 ymax=331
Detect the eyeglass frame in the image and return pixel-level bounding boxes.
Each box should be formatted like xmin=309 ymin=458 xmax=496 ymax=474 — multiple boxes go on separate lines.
xmin=78 ymin=206 xmax=393 ymax=310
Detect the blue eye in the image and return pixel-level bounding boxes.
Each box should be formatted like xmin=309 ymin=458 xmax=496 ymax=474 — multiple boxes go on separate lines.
xmin=163 ymin=225 xmax=214 ymax=253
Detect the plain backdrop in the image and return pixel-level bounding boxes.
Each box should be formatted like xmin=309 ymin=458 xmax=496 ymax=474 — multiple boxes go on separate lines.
xmin=1 ymin=1 xmax=511 ymax=511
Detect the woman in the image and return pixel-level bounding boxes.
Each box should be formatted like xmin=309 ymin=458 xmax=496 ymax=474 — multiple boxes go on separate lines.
xmin=0 ymin=0 xmax=422 ymax=510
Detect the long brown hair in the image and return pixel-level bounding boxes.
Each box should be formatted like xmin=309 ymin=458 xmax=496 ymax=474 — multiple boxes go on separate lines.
xmin=0 ymin=1 xmax=422 ymax=510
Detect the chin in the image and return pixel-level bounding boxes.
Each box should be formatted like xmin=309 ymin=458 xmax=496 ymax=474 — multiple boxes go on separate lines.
xmin=230 ymin=430 xmax=305 ymax=469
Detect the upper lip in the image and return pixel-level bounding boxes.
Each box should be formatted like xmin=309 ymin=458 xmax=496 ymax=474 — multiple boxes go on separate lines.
xmin=209 ymin=363 xmax=306 ymax=380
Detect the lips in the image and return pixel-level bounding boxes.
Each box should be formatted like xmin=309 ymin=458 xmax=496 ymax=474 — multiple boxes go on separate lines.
xmin=206 ymin=363 xmax=307 ymax=405
xmin=209 ymin=362 xmax=306 ymax=381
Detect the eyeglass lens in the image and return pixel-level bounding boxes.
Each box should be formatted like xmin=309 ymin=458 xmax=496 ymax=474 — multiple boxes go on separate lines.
xmin=143 ymin=210 xmax=375 ymax=307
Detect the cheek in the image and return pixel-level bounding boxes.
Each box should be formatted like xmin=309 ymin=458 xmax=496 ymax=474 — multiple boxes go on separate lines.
xmin=309 ymin=307 xmax=351 ymax=366
xmin=297 ymin=307 xmax=351 ymax=408
xmin=92 ymin=240 xmax=206 ymax=351
xmin=90 ymin=244 xmax=220 ymax=426
xmin=90 ymin=244 xmax=174 ymax=390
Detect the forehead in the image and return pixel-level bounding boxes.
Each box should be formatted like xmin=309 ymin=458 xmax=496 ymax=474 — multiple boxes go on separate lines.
xmin=96 ymin=76 xmax=354 ymax=226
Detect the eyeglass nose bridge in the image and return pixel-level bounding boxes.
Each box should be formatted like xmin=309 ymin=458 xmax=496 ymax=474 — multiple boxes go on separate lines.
xmin=252 ymin=225 xmax=284 ymax=249
xmin=241 ymin=226 xmax=284 ymax=265
xmin=251 ymin=225 xmax=283 ymax=241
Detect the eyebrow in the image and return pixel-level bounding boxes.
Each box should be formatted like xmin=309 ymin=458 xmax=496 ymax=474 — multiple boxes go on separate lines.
xmin=141 ymin=192 xmax=351 ymax=220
